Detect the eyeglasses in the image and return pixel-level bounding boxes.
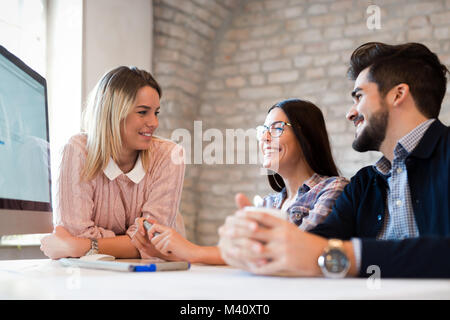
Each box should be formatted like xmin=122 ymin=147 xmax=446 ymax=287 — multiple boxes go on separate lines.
xmin=256 ymin=121 xmax=292 ymax=140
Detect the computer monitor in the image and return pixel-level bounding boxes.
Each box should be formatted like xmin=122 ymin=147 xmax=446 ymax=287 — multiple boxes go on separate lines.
xmin=0 ymin=45 xmax=53 ymax=236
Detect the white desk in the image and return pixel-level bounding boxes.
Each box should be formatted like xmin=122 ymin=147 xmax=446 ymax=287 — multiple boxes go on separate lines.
xmin=0 ymin=259 xmax=449 ymax=300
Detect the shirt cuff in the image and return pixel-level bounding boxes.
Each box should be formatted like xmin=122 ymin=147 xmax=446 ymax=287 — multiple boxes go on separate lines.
xmin=351 ymin=237 xmax=362 ymax=275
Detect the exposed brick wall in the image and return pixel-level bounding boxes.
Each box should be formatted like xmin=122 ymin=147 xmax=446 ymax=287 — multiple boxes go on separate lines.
xmin=152 ymin=0 xmax=241 ymax=242
xmin=153 ymin=0 xmax=450 ymax=245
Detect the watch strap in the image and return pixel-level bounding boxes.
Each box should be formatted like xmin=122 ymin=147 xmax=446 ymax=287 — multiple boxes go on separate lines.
xmin=327 ymin=239 xmax=344 ymax=250
xmin=85 ymin=239 xmax=98 ymax=256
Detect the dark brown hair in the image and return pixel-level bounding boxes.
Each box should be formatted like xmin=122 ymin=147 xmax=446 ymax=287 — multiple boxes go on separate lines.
xmin=267 ymin=99 xmax=340 ymax=192
xmin=348 ymin=42 xmax=449 ymax=118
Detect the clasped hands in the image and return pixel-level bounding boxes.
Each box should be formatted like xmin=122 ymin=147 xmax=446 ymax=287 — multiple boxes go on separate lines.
xmin=218 ymin=193 xmax=326 ymax=276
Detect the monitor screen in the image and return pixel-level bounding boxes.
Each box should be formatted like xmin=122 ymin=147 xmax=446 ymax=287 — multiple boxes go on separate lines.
xmin=0 ymin=45 xmax=52 ymax=216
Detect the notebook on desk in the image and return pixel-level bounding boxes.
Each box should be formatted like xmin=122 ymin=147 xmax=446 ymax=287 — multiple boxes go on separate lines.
xmin=59 ymin=258 xmax=190 ymax=272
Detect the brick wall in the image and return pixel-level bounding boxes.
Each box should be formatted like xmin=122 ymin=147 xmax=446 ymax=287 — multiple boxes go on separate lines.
xmin=153 ymin=0 xmax=450 ymax=245
xmin=152 ymin=0 xmax=241 ymax=242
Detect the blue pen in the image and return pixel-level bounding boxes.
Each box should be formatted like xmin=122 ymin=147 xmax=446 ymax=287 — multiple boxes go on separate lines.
xmin=134 ymin=261 xmax=190 ymax=272
xmin=134 ymin=264 xmax=157 ymax=272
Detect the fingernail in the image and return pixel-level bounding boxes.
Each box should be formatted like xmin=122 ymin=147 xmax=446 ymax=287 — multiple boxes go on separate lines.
xmin=256 ymin=259 xmax=267 ymax=267
xmin=252 ymin=243 xmax=261 ymax=252
xmin=249 ymin=222 xmax=257 ymax=231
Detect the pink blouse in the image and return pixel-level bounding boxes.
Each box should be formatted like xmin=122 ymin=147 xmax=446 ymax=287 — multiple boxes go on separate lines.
xmin=55 ymin=133 xmax=185 ymax=243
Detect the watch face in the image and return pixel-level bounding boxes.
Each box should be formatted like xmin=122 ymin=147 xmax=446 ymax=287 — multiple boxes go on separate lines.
xmin=323 ymin=249 xmax=349 ymax=274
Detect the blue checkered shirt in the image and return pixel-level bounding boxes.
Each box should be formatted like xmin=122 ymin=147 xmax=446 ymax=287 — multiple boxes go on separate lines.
xmin=352 ymin=119 xmax=435 ymax=271
xmin=375 ymin=119 xmax=435 ymax=239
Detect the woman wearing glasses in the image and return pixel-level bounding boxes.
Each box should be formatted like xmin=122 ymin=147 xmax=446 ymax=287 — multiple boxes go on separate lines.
xmin=135 ymin=99 xmax=348 ymax=266
xmin=254 ymin=99 xmax=348 ymax=229
xmin=217 ymin=98 xmax=349 ymax=273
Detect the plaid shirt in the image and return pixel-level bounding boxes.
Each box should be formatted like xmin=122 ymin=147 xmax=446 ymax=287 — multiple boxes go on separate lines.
xmin=263 ymin=173 xmax=349 ymax=231
xmin=374 ymin=119 xmax=435 ymax=240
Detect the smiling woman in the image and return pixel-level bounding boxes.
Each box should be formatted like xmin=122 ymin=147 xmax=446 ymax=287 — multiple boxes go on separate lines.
xmin=217 ymin=99 xmax=350 ymax=275
xmin=118 ymin=87 xmax=161 ymax=173
xmin=40 ymin=66 xmax=186 ymax=260
xmin=256 ymin=99 xmax=349 ymax=229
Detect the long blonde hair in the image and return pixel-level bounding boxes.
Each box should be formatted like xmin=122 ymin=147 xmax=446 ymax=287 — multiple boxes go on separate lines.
xmin=81 ymin=66 xmax=162 ymax=180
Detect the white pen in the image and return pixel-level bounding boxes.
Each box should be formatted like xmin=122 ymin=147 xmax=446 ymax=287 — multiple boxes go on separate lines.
xmin=143 ymin=220 xmax=171 ymax=254
xmin=143 ymin=220 xmax=160 ymax=236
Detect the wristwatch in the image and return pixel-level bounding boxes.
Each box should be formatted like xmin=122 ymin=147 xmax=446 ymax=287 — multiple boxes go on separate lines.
xmin=317 ymin=239 xmax=350 ymax=278
xmin=85 ymin=239 xmax=99 ymax=256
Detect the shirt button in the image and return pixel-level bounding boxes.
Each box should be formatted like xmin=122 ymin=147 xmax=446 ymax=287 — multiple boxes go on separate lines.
xmin=397 ymin=167 xmax=403 ymax=174
xmin=396 ymin=200 xmax=402 ymax=207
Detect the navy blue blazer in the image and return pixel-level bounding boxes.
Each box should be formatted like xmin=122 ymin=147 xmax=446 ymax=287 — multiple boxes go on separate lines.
xmin=310 ymin=119 xmax=450 ymax=278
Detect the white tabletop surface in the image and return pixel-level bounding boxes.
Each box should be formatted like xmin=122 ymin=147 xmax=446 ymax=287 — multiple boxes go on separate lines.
xmin=0 ymin=259 xmax=449 ymax=300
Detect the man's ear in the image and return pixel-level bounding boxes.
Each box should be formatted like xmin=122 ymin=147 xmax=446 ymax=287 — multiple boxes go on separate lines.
xmin=390 ymin=83 xmax=410 ymax=107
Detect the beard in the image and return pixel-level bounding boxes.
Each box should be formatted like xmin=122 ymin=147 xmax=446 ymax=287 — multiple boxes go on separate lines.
xmin=352 ymin=107 xmax=389 ymax=152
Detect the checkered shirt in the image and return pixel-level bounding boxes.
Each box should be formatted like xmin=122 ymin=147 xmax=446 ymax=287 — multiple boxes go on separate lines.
xmin=352 ymin=119 xmax=435 ymax=273
xmin=263 ymin=173 xmax=349 ymax=231
xmin=374 ymin=119 xmax=435 ymax=240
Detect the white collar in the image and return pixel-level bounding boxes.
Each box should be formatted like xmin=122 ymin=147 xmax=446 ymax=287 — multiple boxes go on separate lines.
xmin=103 ymin=154 xmax=146 ymax=184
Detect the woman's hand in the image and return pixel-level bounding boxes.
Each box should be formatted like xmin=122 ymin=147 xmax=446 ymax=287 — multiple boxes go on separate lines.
xmin=130 ymin=218 xmax=192 ymax=260
xmin=147 ymin=223 xmax=200 ymax=262
xmin=40 ymin=226 xmax=89 ymax=260
xmin=130 ymin=217 xmax=161 ymax=258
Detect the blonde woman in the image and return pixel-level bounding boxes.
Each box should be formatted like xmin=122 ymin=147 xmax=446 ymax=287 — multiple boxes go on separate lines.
xmin=40 ymin=66 xmax=185 ymax=259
